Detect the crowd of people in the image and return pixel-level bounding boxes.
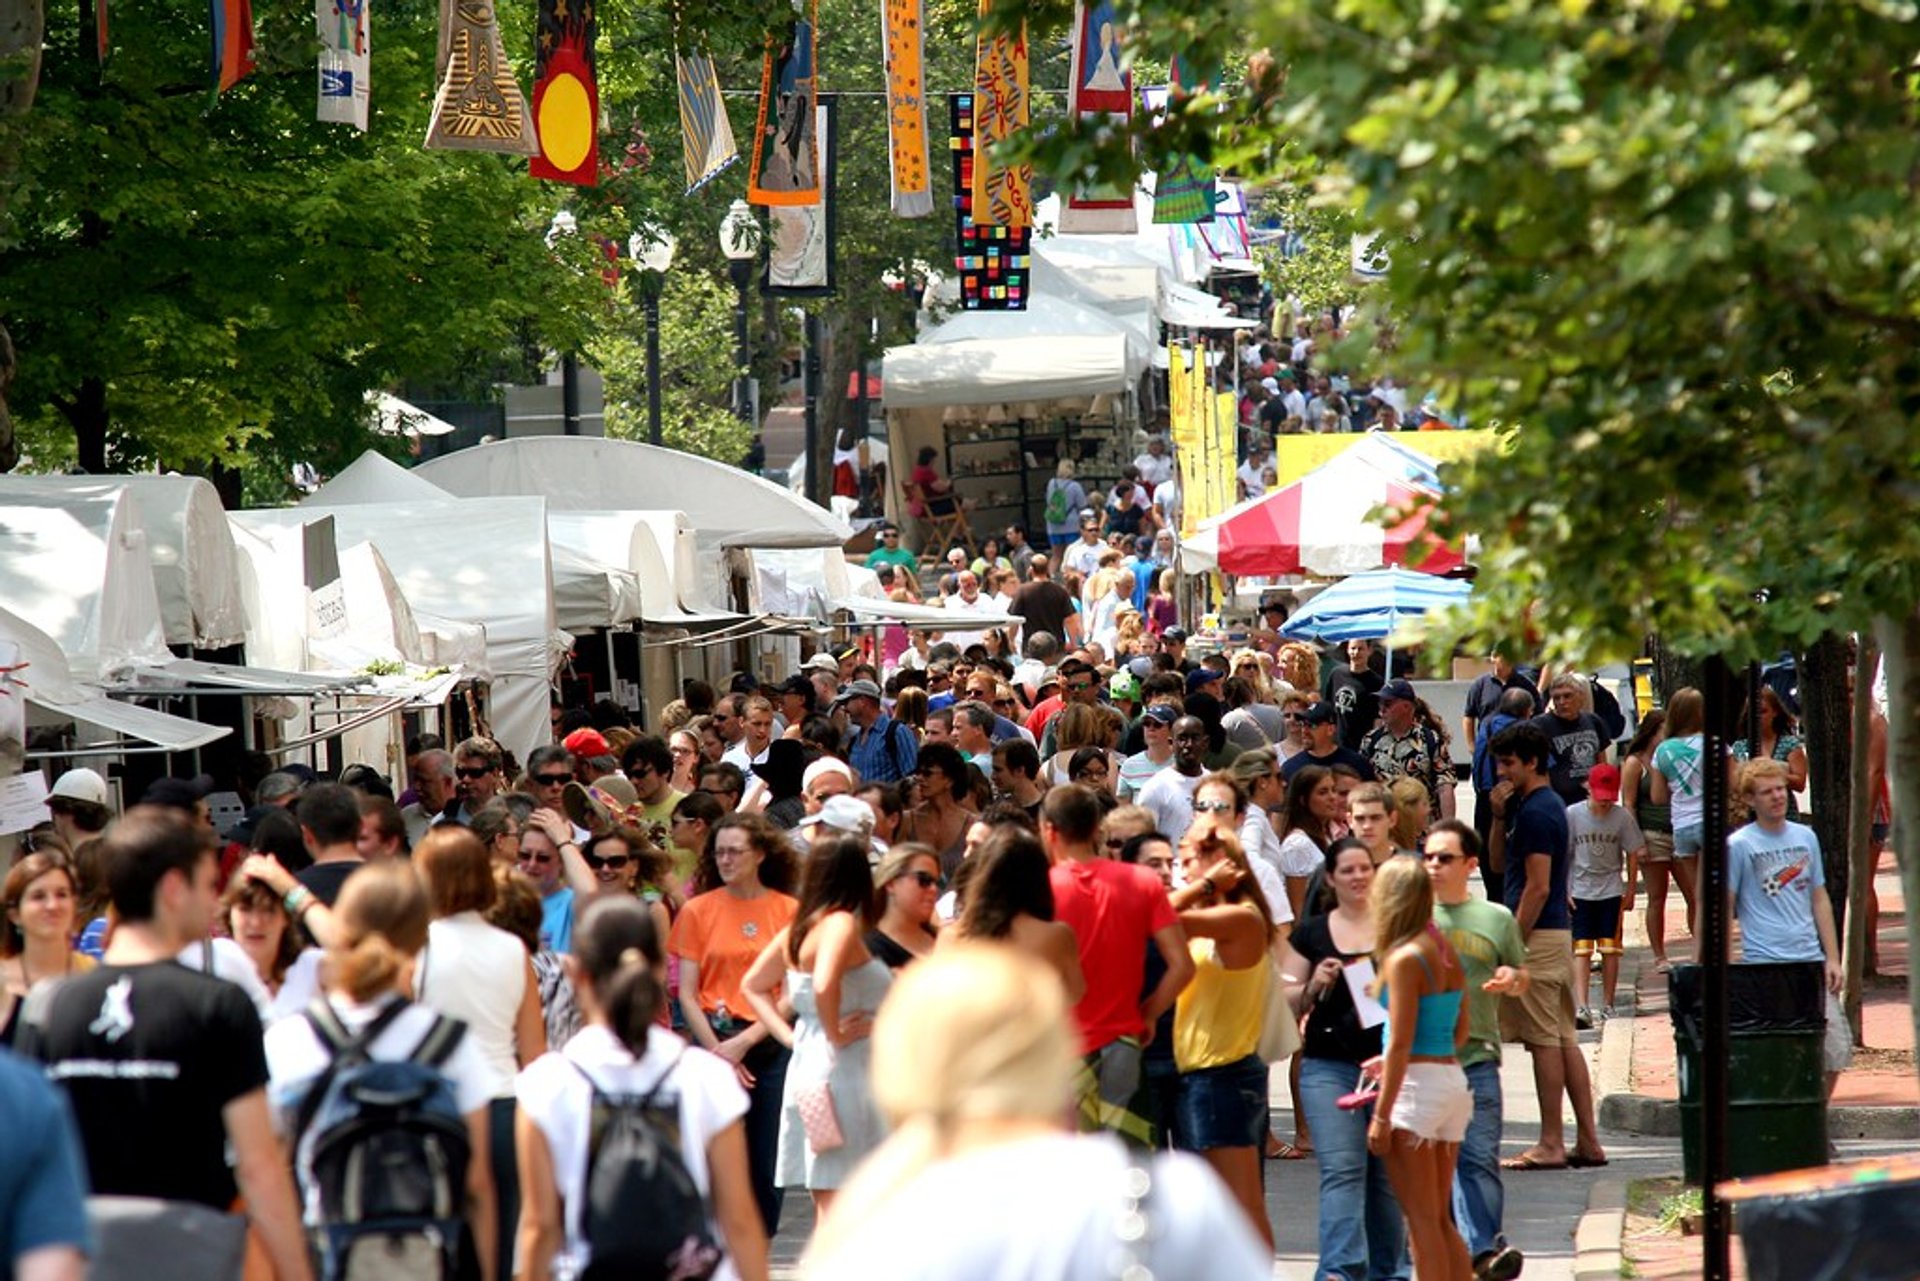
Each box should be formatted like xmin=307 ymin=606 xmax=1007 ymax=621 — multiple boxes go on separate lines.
xmin=0 ymin=433 xmax=1879 ymax=1281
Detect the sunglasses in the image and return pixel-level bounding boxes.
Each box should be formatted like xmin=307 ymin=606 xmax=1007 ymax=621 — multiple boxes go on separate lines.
xmin=583 ymin=852 xmax=631 ymax=871
xmin=1422 ymin=853 xmax=1464 ymax=865
xmin=1193 ymin=799 xmax=1234 ymax=813
xmin=904 ymin=870 xmax=943 ymax=890
xmin=518 ymin=851 xmax=554 ymax=867
xmin=1068 ymin=682 xmax=1095 ymax=692
xmin=455 ymin=766 xmax=493 ymax=780
xmin=533 ymin=773 xmax=572 ymax=787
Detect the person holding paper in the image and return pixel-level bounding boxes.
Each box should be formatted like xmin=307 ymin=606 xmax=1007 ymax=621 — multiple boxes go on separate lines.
xmin=1282 ymin=838 xmax=1409 ymax=1281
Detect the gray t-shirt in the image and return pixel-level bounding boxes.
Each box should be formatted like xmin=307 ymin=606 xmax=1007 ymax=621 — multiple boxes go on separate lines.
xmin=1567 ymin=801 xmax=1646 ymax=900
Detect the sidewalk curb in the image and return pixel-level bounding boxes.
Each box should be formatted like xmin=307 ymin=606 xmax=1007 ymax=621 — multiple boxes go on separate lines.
xmin=1599 ymin=1091 xmax=1920 ymax=1139
xmin=1572 ymin=1177 xmax=1628 ymax=1281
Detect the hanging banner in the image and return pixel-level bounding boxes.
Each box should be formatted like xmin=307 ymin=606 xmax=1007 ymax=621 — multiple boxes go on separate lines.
xmin=764 ymin=95 xmax=836 ymax=296
xmin=676 ymin=49 xmax=738 ymax=194
xmin=317 ymin=0 xmax=370 ymax=130
xmin=950 ymin=92 xmax=1029 ymax=310
xmin=530 ymin=0 xmax=599 ymax=184
xmin=1150 ymin=56 xmax=1218 ymax=224
xmin=425 ymin=0 xmax=538 ymax=154
xmin=747 ymin=2 xmax=821 ymax=207
xmin=1060 ymin=0 xmax=1136 ymax=234
xmin=1169 ymin=344 xmax=1233 ymax=535
xmin=210 ymin=0 xmax=256 ymax=94
xmin=882 ymin=0 xmax=932 ymax=218
xmin=969 ymin=0 xmax=1030 ymax=228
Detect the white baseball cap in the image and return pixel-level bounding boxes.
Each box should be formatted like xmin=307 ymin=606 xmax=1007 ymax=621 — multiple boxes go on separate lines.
xmin=49 ymin=767 xmax=109 ymax=807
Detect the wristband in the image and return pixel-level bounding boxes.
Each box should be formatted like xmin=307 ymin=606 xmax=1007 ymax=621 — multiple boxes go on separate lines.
xmin=282 ymin=885 xmax=314 ymax=915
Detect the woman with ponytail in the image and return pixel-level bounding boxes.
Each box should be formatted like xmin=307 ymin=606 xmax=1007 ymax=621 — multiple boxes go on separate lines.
xmin=802 ymin=944 xmax=1269 ymax=1280
xmin=516 ymin=896 xmax=768 ymax=1281
xmin=263 ymin=862 xmax=499 ymax=1278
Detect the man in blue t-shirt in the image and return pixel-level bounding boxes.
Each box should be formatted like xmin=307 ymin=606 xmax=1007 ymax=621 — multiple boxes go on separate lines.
xmin=0 ymin=1048 xmax=90 ymax=1279
xmin=1721 ymin=756 xmax=1850 ymax=1092
xmin=1488 ymin=723 xmax=1606 ymax=1170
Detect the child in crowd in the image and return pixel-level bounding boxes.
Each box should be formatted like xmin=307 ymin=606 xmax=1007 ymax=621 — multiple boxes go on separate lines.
xmin=1568 ymin=763 xmax=1646 ymax=1025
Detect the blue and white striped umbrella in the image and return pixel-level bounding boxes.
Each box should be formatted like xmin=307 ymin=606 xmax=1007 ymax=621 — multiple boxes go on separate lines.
xmin=1279 ymin=566 xmax=1472 ymax=644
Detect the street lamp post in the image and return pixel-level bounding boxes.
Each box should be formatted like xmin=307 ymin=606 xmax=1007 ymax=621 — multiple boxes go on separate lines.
xmin=628 ymin=225 xmax=677 ymax=446
xmin=718 ymin=199 xmax=758 ymax=427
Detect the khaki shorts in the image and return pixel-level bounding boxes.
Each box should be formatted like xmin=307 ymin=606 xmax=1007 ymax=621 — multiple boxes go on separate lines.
xmin=1639 ymin=829 xmax=1676 ymax=865
xmin=1502 ymin=929 xmax=1578 ymax=1049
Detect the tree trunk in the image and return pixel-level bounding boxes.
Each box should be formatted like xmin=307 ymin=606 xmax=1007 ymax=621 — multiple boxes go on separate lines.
xmin=1 ymin=0 xmax=44 ymax=473
xmin=1650 ymin=633 xmax=1705 ymax=703
xmin=1870 ymin=608 xmax=1920 ymax=1093
xmin=1844 ymin=633 xmax=1878 ymax=1034
xmin=63 ymin=375 xmax=108 ymax=472
xmin=1799 ymin=631 xmax=1853 ymax=941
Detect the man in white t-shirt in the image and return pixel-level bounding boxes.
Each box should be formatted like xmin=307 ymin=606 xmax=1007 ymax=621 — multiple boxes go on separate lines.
xmin=1133 ymin=436 xmax=1174 ymax=489
xmin=940 ymin=572 xmax=998 ymax=650
xmin=1138 ymin=716 xmax=1210 ymax=846
xmin=1061 ymin=514 xmax=1106 ymax=580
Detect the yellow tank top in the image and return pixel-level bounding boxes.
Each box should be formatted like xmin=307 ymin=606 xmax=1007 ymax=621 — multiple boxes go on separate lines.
xmin=1173 ymin=935 xmax=1270 ymax=1071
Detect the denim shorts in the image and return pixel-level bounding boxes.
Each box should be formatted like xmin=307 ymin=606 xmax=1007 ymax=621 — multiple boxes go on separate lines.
xmin=1674 ymin=822 xmax=1704 ymax=857
xmin=1173 ymin=1053 xmax=1269 ymax=1151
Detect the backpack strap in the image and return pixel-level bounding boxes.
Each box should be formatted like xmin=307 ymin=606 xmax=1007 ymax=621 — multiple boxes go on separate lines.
xmin=293 ymin=996 xmax=420 ymax=1142
xmin=410 ymin=1014 xmax=467 ymax=1070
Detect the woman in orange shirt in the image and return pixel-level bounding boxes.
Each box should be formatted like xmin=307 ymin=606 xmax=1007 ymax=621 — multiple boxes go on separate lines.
xmin=667 ymin=813 xmax=799 ymax=1237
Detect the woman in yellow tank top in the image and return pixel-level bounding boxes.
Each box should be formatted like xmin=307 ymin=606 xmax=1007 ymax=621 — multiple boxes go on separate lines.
xmin=1167 ymin=820 xmax=1278 ymax=1250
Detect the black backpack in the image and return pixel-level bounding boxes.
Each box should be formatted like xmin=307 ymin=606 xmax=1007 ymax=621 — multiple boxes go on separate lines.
xmin=295 ymin=999 xmax=472 ymax=1281
xmin=570 ymin=1054 xmax=722 ymax=1281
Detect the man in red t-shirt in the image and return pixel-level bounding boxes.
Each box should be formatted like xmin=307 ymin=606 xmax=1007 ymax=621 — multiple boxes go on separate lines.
xmin=1042 ymin=785 xmax=1193 ymax=1147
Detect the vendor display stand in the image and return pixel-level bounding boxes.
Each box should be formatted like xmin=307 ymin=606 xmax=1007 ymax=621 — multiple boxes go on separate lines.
xmin=945 ymin=412 xmax=1132 ymax=536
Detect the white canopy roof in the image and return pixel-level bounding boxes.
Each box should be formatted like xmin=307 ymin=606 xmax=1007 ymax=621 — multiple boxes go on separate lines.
xmin=0 ymin=606 xmax=229 ymax=753
xmin=0 ymin=475 xmax=248 ymax=650
xmin=549 ymin=511 xmax=740 ymax=625
xmin=0 ymin=484 xmax=172 ymax=682
xmin=301 ymin=450 xmax=448 ymax=507
xmin=414 ymin=437 xmax=854 ymax=551
xmin=882 ymin=333 xmax=1138 ymax=409
xmin=235 ymin=497 xmax=565 ymax=763
xmin=919 ymin=290 xmax=1153 ymax=377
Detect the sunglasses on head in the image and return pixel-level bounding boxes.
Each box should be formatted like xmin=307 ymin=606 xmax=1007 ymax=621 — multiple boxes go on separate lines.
xmin=583 ymin=852 xmax=631 ymax=871
xmin=455 ymin=765 xmax=492 ymax=779
xmin=534 ymin=773 xmax=571 ymax=787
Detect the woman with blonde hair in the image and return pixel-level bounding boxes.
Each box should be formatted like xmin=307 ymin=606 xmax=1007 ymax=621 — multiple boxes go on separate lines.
xmin=803 ymin=945 xmax=1270 ymax=1280
xmin=892 ymin=685 xmax=929 ymax=738
xmin=866 ymin=843 xmax=942 ymax=969
xmin=1277 ymin=642 xmax=1321 ymax=696
xmin=1083 ymin=566 xmax=1127 ymax=656
xmin=1388 ymin=776 xmax=1432 ymax=854
xmin=1366 ymin=856 xmax=1472 ymax=1281
xmin=1112 ymin=604 xmax=1147 ymax=658
xmin=669 ymin=728 xmax=704 ymax=794
xmin=263 ymin=862 xmax=500 ymax=1281
xmin=1042 ymin=701 xmax=1121 ymax=791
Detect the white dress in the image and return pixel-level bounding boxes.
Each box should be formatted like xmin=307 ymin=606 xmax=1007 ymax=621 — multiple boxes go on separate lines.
xmin=776 ymin=956 xmax=893 ymax=1189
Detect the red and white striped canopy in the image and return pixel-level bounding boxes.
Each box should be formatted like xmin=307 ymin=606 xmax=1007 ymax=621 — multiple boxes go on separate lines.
xmin=1213 ymin=449 xmax=1464 ymax=578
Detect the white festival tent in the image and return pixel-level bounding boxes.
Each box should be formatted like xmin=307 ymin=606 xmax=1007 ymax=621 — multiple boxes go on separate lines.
xmin=414 ymin=436 xmax=854 ymax=552
xmin=0 ymin=474 xmax=247 ymax=651
xmin=548 ymin=511 xmax=741 ymax=626
xmin=235 ymin=497 xmax=566 ymax=765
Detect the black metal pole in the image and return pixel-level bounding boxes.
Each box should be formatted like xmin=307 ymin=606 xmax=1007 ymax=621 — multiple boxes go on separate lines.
xmin=728 ymin=257 xmax=754 ymax=425
xmin=1700 ymin=655 xmax=1734 ymax=1281
xmin=644 ymin=285 xmax=663 ymax=447
xmin=561 ymin=351 xmax=580 ymax=435
xmin=803 ymin=310 xmax=821 ymax=506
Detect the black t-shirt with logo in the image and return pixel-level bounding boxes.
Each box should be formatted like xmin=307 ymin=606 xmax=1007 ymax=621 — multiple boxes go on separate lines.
xmin=1323 ymin=665 xmax=1383 ymax=751
xmin=20 ymin=961 xmax=268 ymax=1208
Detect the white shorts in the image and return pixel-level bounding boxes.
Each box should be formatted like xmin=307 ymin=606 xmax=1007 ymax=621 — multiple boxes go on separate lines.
xmin=1390 ymin=1061 xmax=1473 ymax=1143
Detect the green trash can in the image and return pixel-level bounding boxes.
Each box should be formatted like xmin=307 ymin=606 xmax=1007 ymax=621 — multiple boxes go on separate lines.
xmin=1670 ymin=962 xmax=1829 ymax=1184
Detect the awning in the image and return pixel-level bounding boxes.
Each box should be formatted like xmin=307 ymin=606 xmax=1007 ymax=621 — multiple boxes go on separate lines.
xmin=31 ymin=691 xmax=232 ymax=755
xmin=128 ymin=659 xmax=361 ymax=696
xmin=832 ymin=597 xmax=1021 ymax=628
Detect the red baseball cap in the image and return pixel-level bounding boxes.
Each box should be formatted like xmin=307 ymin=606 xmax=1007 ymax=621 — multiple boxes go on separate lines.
xmin=1587 ymin=762 xmax=1621 ymax=802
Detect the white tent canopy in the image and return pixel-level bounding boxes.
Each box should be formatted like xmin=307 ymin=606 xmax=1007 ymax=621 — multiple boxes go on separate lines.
xmin=415 ymin=436 xmax=853 ymax=551
xmin=919 ymin=289 xmax=1153 ymax=377
xmin=0 ymin=484 xmax=172 ymax=682
xmin=549 ymin=511 xmax=740 ymax=625
xmin=882 ymin=333 xmax=1138 ymax=409
xmin=235 ymin=497 xmax=565 ymax=763
xmin=0 ymin=606 xmax=229 ymax=754
xmin=301 ymin=450 xmax=448 ymax=508
xmin=0 ymin=474 xmax=247 ymax=650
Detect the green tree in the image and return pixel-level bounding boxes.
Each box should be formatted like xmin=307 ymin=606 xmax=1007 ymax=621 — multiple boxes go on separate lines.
xmin=589 ymin=269 xmax=753 ymax=462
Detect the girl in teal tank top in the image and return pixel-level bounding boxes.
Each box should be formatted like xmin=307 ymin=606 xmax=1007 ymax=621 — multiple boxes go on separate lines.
xmin=1366 ymin=857 xmax=1475 ymax=1281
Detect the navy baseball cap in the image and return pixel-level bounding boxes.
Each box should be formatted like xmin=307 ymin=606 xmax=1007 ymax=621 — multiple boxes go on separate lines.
xmin=1142 ymin=704 xmax=1178 ymax=726
xmin=1380 ymin=678 xmax=1417 ymax=703
xmin=1300 ymin=701 xmax=1338 ymax=726
xmin=1186 ymin=668 xmax=1222 ymax=695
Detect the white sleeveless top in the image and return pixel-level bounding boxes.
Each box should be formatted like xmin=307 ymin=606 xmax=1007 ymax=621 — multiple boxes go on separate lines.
xmin=413 ymin=910 xmax=527 ymax=1098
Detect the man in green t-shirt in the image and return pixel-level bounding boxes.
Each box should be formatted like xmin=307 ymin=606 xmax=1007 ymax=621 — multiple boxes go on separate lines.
xmin=1426 ymin=818 xmax=1529 ymax=1281
xmin=864 ymin=523 xmax=919 ymax=572
xmin=621 ymin=736 xmax=688 ymax=877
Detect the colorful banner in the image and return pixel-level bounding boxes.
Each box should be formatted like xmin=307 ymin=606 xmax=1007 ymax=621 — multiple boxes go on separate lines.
xmin=969 ymin=0 xmax=1030 ymax=228
xmin=425 ymin=0 xmax=537 ymax=153
xmin=210 ymin=0 xmax=255 ymax=94
xmin=1273 ymin=428 xmax=1499 ymax=485
xmin=747 ymin=2 xmax=821 ymax=207
xmin=317 ymin=0 xmax=370 ymax=130
xmin=950 ymin=92 xmax=1029 ymax=310
xmin=676 ymin=49 xmax=738 ymax=194
xmin=765 ymin=96 xmax=836 ymax=296
xmin=530 ymin=0 xmax=599 ymax=184
xmin=882 ymin=0 xmax=932 ymax=218
xmin=1060 ymin=0 xmax=1136 ymax=234
xmin=1150 ymin=57 xmax=1218 ymax=224
xmin=1168 ymin=344 xmax=1234 ymax=536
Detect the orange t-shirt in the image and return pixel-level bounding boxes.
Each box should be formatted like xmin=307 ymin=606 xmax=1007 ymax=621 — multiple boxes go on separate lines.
xmin=666 ymin=888 xmax=799 ymax=1021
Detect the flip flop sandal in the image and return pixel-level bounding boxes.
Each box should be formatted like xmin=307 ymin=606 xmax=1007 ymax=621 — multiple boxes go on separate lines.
xmin=1501 ymin=1153 xmax=1568 ymax=1171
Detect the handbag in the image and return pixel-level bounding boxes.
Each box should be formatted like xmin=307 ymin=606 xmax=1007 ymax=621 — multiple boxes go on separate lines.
xmin=87 ymin=1195 xmax=248 ymax=1281
xmin=1255 ymin=957 xmax=1302 ymax=1064
xmin=794 ymin=1080 xmax=845 ymax=1153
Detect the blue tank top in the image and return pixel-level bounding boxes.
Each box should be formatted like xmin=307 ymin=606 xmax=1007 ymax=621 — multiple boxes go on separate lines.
xmin=1383 ymin=934 xmax=1464 ymax=1058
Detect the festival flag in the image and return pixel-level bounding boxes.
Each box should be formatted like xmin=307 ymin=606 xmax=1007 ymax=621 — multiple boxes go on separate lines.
xmin=1152 ymin=56 xmax=1219 ymax=224
xmin=747 ymin=0 xmax=822 ymax=207
xmin=425 ymin=0 xmax=538 ymax=154
xmin=882 ymin=0 xmax=932 ymax=218
xmin=317 ymin=0 xmax=370 ymax=130
xmin=676 ymin=49 xmax=738 ymax=193
xmin=969 ymin=0 xmax=1030 ymax=228
xmin=764 ymin=95 xmax=837 ymax=296
xmin=950 ymin=92 xmax=1030 ymax=310
xmin=1060 ymin=0 xmax=1136 ymax=234
xmin=530 ymin=0 xmax=598 ymax=185
xmin=209 ymin=0 xmax=256 ymax=94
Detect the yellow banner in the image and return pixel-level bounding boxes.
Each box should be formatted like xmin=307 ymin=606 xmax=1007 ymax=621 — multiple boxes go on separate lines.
xmin=1273 ymin=428 xmax=1500 ymax=485
xmin=1169 ymin=346 xmax=1236 ymax=537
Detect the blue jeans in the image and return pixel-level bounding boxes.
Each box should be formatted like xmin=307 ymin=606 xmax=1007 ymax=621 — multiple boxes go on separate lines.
xmin=1298 ymin=1056 xmax=1410 ymax=1281
xmin=1451 ymin=1060 xmax=1506 ymax=1259
xmin=743 ymin=1038 xmax=791 ymax=1236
